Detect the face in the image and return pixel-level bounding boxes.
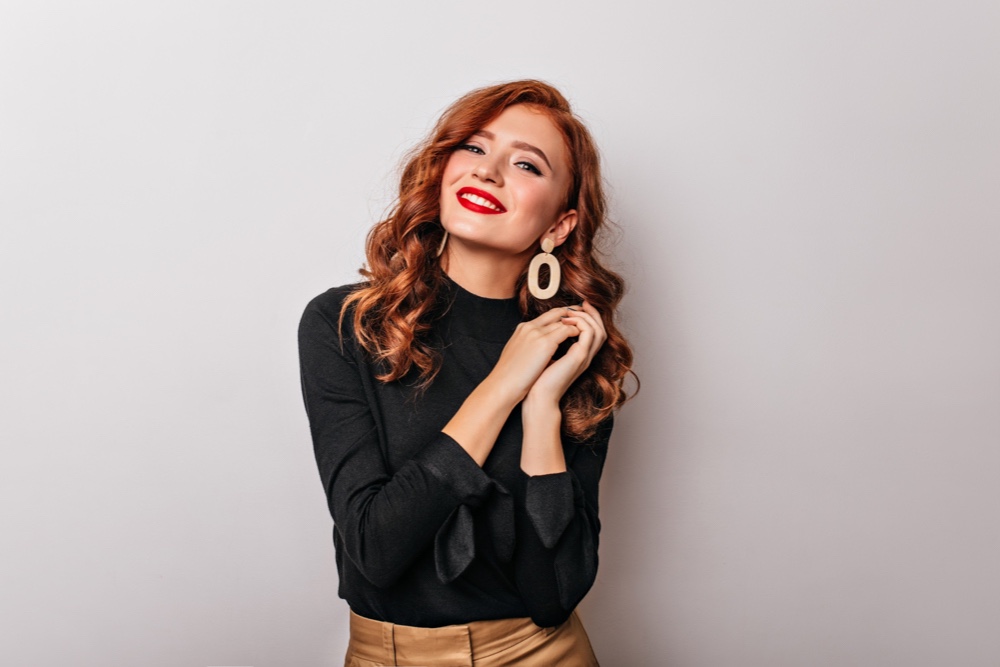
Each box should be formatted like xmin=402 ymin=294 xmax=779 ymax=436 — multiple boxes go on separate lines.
xmin=438 ymin=104 xmax=577 ymax=258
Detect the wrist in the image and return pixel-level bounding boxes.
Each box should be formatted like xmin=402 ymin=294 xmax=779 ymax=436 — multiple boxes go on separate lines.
xmin=521 ymin=393 xmax=562 ymax=422
xmin=520 ymin=401 xmax=566 ymax=476
xmin=480 ymin=372 xmax=525 ymax=412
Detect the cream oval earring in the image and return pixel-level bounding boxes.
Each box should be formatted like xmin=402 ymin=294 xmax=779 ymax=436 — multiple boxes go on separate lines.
xmin=527 ymin=237 xmax=561 ymax=299
xmin=435 ymin=230 xmax=449 ymax=257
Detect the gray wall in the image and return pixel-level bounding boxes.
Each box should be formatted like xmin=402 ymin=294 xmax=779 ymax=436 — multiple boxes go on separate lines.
xmin=2 ymin=2 xmax=997 ymax=665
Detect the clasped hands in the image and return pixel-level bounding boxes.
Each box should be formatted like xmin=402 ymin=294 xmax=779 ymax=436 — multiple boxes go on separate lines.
xmin=490 ymin=300 xmax=607 ymax=409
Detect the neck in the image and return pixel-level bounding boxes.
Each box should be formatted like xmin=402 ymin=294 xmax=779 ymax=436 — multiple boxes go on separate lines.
xmin=440 ymin=242 xmax=531 ymax=299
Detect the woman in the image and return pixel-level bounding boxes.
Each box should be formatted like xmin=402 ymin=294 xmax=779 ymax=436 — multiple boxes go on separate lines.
xmin=298 ymin=79 xmax=637 ymax=666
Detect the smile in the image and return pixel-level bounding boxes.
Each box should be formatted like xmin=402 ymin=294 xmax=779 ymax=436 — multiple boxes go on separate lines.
xmin=456 ymin=187 xmax=506 ymax=214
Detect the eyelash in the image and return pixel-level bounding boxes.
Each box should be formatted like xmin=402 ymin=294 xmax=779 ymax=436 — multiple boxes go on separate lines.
xmin=457 ymin=144 xmax=542 ymax=176
xmin=459 ymin=143 xmax=484 ymax=155
xmin=517 ymin=161 xmax=542 ymax=176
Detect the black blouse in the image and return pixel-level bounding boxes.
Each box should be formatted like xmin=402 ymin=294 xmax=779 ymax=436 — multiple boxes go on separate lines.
xmin=297 ymin=272 xmax=614 ymax=628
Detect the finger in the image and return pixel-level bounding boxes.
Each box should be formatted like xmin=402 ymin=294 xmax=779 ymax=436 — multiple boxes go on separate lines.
xmin=560 ymin=313 xmax=594 ymax=339
xmin=531 ymin=306 xmax=583 ymax=327
xmin=541 ymin=319 xmax=581 ymax=338
xmin=563 ymin=310 xmax=598 ymax=335
xmin=560 ymin=316 xmax=595 ymax=360
xmin=561 ymin=313 xmax=597 ymax=346
xmin=541 ymin=313 xmax=596 ymax=376
xmin=559 ymin=304 xmax=587 ymax=324
xmin=577 ymin=303 xmax=607 ymax=352
xmin=580 ymin=301 xmax=607 ymax=337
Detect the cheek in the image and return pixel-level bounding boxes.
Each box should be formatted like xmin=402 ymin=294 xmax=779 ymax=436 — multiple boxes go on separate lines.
xmin=519 ymin=182 xmax=563 ymax=220
xmin=439 ymin=159 xmax=461 ymax=208
xmin=441 ymin=153 xmax=470 ymax=184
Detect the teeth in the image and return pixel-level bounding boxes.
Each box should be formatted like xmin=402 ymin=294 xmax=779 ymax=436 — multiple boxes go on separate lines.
xmin=461 ymin=193 xmax=500 ymax=211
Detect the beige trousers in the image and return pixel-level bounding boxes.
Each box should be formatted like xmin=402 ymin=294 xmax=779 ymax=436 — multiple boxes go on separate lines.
xmin=344 ymin=608 xmax=600 ymax=667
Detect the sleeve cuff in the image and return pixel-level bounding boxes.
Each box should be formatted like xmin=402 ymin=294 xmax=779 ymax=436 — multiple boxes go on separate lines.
xmin=412 ymin=431 xmax=494 ymax=505
xmin=524 ymin=471 xmax=580 ymax=549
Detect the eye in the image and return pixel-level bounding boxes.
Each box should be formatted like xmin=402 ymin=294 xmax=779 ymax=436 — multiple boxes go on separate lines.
xmin=457 ymin=143 xmax=484 ymax=155
xmin=516 ymin=161 xmax=542 ymax=175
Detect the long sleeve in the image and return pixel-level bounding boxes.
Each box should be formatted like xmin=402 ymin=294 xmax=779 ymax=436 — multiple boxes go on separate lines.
xmin=297 ymin=295 xmax=496 ymax=589
xmin=511 ymin=414 xmax=613 ymax=627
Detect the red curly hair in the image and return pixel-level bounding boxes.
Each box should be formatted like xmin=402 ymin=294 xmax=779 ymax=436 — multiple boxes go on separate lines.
xmin=338 ymin=79 xmax=638 ymax=441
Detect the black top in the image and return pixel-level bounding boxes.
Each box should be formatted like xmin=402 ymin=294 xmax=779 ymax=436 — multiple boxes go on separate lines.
xmin=297 ymin=272 xmax=614 ymax=628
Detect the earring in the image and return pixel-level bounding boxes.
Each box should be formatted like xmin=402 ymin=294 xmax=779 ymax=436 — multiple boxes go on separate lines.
xmin=527 ymin=237 xmax=561 ymax=299
xmin=436 ymin=230 xmax=449 ymax=257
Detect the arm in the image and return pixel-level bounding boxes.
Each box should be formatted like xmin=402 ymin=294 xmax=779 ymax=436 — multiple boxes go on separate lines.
xmin=298 ymin=295 xmax=504 ymax=589
xmin=513 ymin=410 xmax=613 ymax=628
xmin=511 ymin=299 xmax=613 ymax=626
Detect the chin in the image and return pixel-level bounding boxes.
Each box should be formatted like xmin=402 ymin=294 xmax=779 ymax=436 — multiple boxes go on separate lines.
xmin=446 ymin=229 xmax=507 ymax=252
xmin=442 ymin=212 xmax=490 ymax=237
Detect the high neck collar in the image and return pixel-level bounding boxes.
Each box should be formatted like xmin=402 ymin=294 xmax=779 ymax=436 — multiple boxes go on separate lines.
xmin=439 ymin=272 xmax=523 ymax=343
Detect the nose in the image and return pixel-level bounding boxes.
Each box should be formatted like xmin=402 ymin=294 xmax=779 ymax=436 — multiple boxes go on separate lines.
xmin=473 ymin=154 xmax=503 ymax=186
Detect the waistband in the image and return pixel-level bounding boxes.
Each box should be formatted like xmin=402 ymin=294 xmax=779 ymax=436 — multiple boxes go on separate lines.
xmin=347 ymin=609 xmax=558 ymax=666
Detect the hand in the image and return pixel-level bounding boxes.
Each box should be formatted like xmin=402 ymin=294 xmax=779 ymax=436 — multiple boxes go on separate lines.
xmin=487 ymin=305 xmax=584 ymax=405
xmin=525 ymin=300 xmax=607 ymax=406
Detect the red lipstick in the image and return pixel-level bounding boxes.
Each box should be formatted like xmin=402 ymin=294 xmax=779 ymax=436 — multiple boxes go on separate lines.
xmin=456 ymin=187 xmax=506 ymax=214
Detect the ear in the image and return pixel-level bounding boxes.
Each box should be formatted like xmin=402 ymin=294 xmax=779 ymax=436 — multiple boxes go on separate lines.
xmin=548 ymin=209 xmax=578 ymax=247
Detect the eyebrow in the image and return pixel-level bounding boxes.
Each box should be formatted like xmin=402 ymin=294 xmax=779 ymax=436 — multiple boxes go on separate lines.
xmin=472 ymin=130 xmax=553 ymax=171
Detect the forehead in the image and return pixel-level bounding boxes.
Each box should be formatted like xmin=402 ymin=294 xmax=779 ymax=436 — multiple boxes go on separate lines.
xmin=480 ymin=105 xmax=570 ymax=168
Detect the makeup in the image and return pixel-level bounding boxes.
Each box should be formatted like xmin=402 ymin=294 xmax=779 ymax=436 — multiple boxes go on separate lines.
xmin=456 ymin=187 xmax=506 ymax=214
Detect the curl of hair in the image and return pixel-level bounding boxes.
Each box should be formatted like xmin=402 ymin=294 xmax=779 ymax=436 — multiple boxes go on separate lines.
xmin=338 ymin=79 xmax=639 ymax=442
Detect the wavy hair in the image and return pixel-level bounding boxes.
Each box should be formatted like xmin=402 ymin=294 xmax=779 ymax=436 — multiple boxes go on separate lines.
xmin=338 ymin=79 xmax=638 ymax=441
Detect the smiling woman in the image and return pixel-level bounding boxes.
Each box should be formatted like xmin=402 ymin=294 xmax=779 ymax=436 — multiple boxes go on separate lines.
xmin=439 ymin=104 xmax=577 ymax=275
xmin=297 ymin=80 xmax=638 ymax=666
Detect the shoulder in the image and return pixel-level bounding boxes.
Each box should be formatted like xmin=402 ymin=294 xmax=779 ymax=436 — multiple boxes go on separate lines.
xmin=299 ymin=281 xmax=370 ymax=344
xmin=303 ymin=281 xmax=368 ymax=318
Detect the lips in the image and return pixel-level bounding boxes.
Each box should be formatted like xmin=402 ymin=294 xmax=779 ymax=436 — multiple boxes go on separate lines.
xmin=456 ymin=187 xmax=506 ymax=214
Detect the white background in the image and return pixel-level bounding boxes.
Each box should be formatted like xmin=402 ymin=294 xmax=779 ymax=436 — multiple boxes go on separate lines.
xmin=2 ymin=2 xmax=998 ymax=665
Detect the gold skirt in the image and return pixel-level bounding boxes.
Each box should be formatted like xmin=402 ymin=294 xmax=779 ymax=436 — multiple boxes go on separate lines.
xmin=344 ymin=608 xmax=600 ymax=667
